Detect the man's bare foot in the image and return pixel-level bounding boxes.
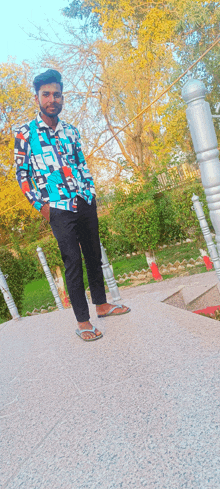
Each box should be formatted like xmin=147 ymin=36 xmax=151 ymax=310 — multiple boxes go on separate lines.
xmin=96 ymin=303 xmax=130 ymax=317
xmin=77 ymin=320 xmax=102 ymax=340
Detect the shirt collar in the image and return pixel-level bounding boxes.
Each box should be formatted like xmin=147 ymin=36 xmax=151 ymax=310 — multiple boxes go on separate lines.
xmin=36 ymin=113 xmax=64 ymax=132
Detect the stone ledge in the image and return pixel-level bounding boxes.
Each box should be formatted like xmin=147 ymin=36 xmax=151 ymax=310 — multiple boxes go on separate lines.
xmin=26 ymin=303 xmax=58 ymax=316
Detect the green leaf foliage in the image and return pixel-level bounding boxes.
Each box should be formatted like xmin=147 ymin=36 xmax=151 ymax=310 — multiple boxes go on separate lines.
xmin=25 ymin=236 xmax=64 ymax=276
xmin=154 ymin=192 xmax=182 ymax=244
xmin=113 ymin=200 xmax=160 ymax=252
xmin=7 ymin=234 xmax=43 ymax=285
xmin=99 ymin=181 xmax=211 ymax=256
xmin=169 ymin=181 xmax=212 ymax=238
xmin=0 ymin=247 xmax=24 ymax=320
xmin=98 ymin=215 xmax=115 ymax=257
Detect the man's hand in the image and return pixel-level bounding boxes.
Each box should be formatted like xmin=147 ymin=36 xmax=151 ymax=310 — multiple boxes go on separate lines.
xmin=40 ymin=203 xmax=50 ymax=222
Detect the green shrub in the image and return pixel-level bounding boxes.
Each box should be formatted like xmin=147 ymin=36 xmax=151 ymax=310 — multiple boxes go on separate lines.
xmin=170 ymin=181 xmax=212 ymax=238
xmin=154 ymin=192 xmax=182 ymax=243
xmin=113 ymin=199 xmax=160 ymax=252
xmin=104 ymin=180 xmax=208 ymax=252
xmin=0 ymin=247 xmax=24 ymax=320
xmin=98 ymin=214 xmax=126 ymax=259
xmin=111 ymin=181 xmax=155 ymax=211
xmin=19 ymin=253 xmax=44 ymax=284
xmin=98 ymin=215 xmax=114 ymax=256
xmin=8 ymin=234 xmax=43 ymax=284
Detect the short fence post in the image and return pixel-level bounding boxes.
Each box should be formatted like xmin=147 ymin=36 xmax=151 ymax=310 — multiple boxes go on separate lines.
xmin=0 ymin=267 xmax=20 ymax=320
xmin=100 ymin=243 xmax=121 ymax=302
xmin=192 ymin=194 xmax=220 ymax=281
xmin=36 ymin=247 xmax=64 ymax=310
xmin=182 ymin=74 xmax=220 ymax=256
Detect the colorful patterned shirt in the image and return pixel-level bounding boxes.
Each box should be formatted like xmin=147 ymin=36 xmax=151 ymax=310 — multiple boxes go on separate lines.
xmin=14 ymin=114 xmax=95 ymax=212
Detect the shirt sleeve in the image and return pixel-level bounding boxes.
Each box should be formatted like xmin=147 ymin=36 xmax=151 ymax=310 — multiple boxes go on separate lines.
xmin=74 ymin=128 xmax=96 ymax=196
xmin=14 ymin=128 xmax=46 ymax=212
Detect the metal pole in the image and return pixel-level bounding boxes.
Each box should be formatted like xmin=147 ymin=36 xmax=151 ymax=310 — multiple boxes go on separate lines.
xmin=192 ymin=193 xmax=220 ymax=281
xmin=100 ymin=243 xmax=121 ymax=302
xmin=0 ymin=267 xmax=20 ymax=319
xmin=182 ymin=74 xmax=220 ymax=255
xmin=36 ymin=247 xmax=64 ymax=310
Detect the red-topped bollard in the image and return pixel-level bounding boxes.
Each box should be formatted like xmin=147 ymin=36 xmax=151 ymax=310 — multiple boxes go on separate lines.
xmin=145 ymin=253 xmax=162 ymax=281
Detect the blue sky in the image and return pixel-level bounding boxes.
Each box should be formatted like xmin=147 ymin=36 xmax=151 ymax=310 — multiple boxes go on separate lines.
xmin=1 ymin=0 xmax=69 ymax=64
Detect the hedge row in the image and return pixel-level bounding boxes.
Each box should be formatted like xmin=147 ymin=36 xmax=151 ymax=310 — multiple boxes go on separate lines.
xmin=99 ymin=181 xmax=212 ymax=259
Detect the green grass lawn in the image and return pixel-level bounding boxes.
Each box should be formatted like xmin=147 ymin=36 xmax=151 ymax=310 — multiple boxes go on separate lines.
xmin=112 ymin=254 xmax=147 ymax=277
xmin=22 ymin=278 xmax=56 ymax=315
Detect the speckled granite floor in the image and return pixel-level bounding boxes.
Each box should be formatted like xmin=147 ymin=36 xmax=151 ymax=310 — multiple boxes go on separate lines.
xmin=1 ymin=271 xmax=220 ymax=488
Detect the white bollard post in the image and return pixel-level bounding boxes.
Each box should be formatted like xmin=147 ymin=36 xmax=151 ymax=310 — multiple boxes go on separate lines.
xmin=0 ymin=267 xmax=20 ymax=320
xmin=100 ymin=243 xmax=121 ymax=302
xmin=37 ymin=247 xmax=64 ymax=310
xmin=192 ymin=194 xmax=220 ymax=281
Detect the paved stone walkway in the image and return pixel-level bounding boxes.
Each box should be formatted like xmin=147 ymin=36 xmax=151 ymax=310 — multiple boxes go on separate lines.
xmin=1 ymin=271 xmax=220 ymax=488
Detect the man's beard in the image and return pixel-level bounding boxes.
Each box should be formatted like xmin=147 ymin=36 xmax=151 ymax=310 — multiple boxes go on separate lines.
xmin=39 ymin=103 xmax=62 ymax=118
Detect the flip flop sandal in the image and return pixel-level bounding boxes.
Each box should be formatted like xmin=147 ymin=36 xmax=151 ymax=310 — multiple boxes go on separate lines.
xmin=76 ymin=325 xmax=103 ymax=341
xmin=98 ymin=304 xmax=131 ymax=318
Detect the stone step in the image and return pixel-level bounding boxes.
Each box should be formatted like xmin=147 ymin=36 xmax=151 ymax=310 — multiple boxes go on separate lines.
xmin=162 ymin=289 xmax=187 ymax=310
xmin=181 ymin=285 xmax=218 ymax=306
xmin=162 ymin=283 xmax=220 ymax=312
xmin=186 ymin=284 xmax=220 ymax=311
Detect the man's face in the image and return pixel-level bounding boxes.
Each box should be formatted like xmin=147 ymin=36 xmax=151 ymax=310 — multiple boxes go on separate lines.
xmin=35 ymin=82 xmax=63 ymax=118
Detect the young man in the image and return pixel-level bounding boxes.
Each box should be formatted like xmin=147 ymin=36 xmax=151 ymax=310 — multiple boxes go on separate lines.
xmin=14 ymin=69 xmax=130 ymax=341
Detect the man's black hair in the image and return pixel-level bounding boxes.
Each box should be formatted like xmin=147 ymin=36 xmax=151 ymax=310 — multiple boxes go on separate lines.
xmin=33 ymin=69 xmax=63 ymax=94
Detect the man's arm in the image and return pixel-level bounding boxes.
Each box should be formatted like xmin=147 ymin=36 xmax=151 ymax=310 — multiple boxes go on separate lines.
xmin=74 ymin=128 xmax=96 ymax=196
xmin=14 ymin=127 xmax=49 ymax=219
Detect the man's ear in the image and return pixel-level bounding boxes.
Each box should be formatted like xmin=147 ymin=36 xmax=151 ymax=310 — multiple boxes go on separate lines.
xmin=35 ymin=94 xmax=39 ymax=106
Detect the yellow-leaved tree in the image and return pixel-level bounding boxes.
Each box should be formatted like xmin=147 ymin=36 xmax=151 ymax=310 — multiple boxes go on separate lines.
xmin=87 ymin=0 xmax=220 ymax=170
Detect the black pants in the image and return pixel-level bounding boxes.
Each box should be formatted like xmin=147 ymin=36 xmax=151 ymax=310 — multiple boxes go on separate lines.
xmin=49 ymin=197 xmax=107 ymax=322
